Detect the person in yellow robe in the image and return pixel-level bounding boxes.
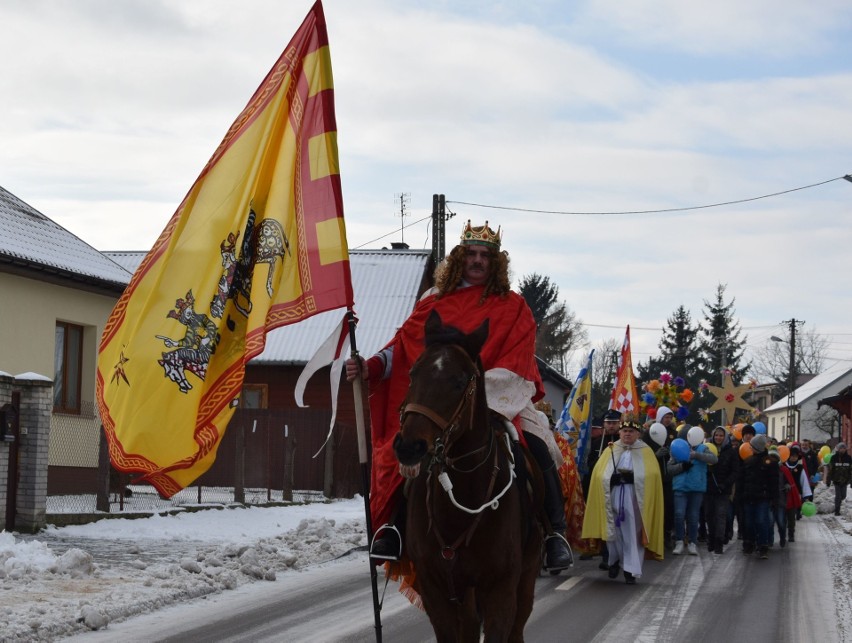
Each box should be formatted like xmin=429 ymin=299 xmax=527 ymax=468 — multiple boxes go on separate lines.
xmin=581 ymin=416 xmax=664 ymax=584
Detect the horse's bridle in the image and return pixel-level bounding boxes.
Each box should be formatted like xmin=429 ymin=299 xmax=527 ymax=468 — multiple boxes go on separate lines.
xmin=400 ymin=372 xmax=477 ymax=451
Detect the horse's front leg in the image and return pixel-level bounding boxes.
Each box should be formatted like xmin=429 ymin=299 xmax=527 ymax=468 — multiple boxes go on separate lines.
xmin=476 ymin=574 xmax=521 ymax=643
xmin=418 ymin=585 xmax=471 ymax=643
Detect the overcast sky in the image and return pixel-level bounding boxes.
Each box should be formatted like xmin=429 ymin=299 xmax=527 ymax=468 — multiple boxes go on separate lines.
xmin=2 ymin=0 xmax=851 ymax=377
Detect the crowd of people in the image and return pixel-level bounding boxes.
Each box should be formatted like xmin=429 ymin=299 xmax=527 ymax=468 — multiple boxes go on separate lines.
xmin=580 ymin=408 xmax=851 ymax=582
xmin=344 ymin=219 xmax=851 ymax=597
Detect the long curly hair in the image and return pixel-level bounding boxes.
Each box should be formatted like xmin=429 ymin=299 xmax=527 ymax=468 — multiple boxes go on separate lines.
xmin=433 ymin=244 xmax=511 ymax=303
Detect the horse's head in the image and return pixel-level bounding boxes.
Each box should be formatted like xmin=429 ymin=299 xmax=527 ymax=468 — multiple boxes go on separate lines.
xmin=394 ymin=310 xmax=489 ymax=467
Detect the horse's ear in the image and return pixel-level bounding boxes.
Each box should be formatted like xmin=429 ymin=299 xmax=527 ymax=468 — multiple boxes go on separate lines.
xmin=464 ymin=318 xmax=489 ymax=358
xmin=425 ymin=309 xmax=444 ymax=339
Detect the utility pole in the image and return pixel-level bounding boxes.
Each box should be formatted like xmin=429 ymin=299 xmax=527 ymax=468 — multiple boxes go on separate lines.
xmin=431 ymin=194 xmax=454 ymax=264
xmin=783 ymin=318 xmax=804 ymax=441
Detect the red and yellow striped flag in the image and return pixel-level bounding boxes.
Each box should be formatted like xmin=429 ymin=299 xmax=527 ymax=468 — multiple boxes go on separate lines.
xmin=609 ymin=325 xmax=638 ymax=414
xmin=96 ymin=1 xmax=352 ymax=497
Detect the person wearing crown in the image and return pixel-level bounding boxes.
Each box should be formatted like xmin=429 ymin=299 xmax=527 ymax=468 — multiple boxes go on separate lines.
xmin=581 ymin=415 xmax=664 ymax=584
xmin=345 ymin=220 xmax=575 ymax=573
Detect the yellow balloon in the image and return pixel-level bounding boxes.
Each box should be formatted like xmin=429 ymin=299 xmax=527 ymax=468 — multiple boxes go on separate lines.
xmin=706 ymin=443 xmax=719 ymax=457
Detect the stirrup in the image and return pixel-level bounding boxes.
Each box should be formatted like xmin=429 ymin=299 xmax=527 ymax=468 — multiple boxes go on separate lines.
xmin=369 ymin=524 xmax=402 ymax=561
xmin=543 ymin=533 xmax=574 ymax=572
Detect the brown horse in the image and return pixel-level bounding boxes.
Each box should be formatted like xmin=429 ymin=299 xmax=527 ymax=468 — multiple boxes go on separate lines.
xmin=393 ymin=310 xmax=543 ymax=642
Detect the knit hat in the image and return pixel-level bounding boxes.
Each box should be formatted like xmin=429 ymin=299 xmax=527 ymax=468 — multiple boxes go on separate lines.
xmin=837 ymin=442 xmax=848 ymax=450
xmin=750 ymin=434 xmax=768 ymax=453
xmin=741 ymin=424 xmax=756 ymax=437
xmin=768 ymin=447 xmax=781 ymax=460
xmin=656 ymin=405 xmax=674 ymax=421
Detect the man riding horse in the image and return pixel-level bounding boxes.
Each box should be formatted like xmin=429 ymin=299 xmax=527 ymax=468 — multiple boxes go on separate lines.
xmin=346 ymin=220 xmax=573 ymax=572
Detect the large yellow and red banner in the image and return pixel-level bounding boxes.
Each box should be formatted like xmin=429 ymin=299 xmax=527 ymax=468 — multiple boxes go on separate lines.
xmin=96 ymin=1 xmax=352 ymax=497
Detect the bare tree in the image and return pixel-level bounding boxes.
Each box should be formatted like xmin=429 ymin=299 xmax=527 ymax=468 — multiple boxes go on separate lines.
xmin=750 ymin=328 xmax=829 ymax=393
xmin=590 ymin=337 xmax=621 ymax=421
xmin=807 ymin=404 xmax=841 ymax=442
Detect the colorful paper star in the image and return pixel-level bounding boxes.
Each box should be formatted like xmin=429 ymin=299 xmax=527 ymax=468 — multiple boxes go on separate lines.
xmin=706 ymin=372 xmax=754 ymax=421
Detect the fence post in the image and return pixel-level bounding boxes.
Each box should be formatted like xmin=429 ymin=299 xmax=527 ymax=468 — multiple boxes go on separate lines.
xmin=96 ymin=427 xmax=110 ymax=512
xmin=234 ymin=422 xmax=245 ymax=504
xmin=282 ymin=424 xmax=293 ymax=502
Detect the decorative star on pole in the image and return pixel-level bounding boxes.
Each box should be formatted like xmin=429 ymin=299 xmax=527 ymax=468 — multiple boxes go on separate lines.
xmin=706 ymin=371 xmax=754 ymax=421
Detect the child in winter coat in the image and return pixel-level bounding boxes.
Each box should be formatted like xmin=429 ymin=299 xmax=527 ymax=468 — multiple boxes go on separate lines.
xmin=827 ymin=442 xmax=851 ymax=516
xmin=669 ymin=427 xmax=718 ymax=556
xmin=783 ymin=445 xmax=812 ymax=542
xmin=705 ymin=427 xmax=739 ymax=554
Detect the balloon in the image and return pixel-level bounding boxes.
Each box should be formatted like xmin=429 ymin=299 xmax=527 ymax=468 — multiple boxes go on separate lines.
xmin=670 ymin=438 xmax=691 ymax=463
xmin=687 ymin=426 xmax=705 ymax=447
xmin=649 ymin=423 xmax=667 ymax=447
xmin=732 ymin=425 xmax=743 ymax=441
xmin=752 ymin=421 xmax=767 ymax=435
xmin=801 ymin=501 xmax=817 ymax=517
xmin=706 ymin=443 xmax=719 ymax=457
xmin=739 ymin=442 xmax=754 ymax=460
xmin=823 ymin=452 xmax=833 ymax=464
xmin=819 ymin=445 xmax=830 ymax=458
xmin=777 ymin=445 xmax=790 ymax=463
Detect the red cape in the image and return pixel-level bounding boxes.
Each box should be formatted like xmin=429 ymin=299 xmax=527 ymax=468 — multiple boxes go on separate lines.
xmin=368 ymin=285 xmax=543 ymax=528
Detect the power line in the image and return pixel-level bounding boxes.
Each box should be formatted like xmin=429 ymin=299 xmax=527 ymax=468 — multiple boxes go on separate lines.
xmin=447 ymin=175 xmax=849 ymax=216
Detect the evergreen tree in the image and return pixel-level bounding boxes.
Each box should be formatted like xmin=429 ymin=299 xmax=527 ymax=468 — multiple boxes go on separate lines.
xmin=637 ymin=305 xmax=701 ymax=385
xmin=636 ymin=305 xmax=703 ymax=424
xmin=697 ymin=283 xmax=749 ymax=384
xmin=518 ymin=273 xmax=586 ymax=373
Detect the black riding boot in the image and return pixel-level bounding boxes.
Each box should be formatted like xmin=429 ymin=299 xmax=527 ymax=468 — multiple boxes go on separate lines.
xmin=370 ymin=498 xmax=405 ymax=562
xmin=542 ymin=464 xmax=573 ymax=571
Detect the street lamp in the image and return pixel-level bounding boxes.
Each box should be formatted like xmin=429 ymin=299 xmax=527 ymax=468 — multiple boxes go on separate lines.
xmin=771 ymin=335 xmax=797 ymax=441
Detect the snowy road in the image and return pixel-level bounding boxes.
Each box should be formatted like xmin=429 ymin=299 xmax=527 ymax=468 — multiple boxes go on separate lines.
xmin=65 ymin=517 xmax=848 ymax=642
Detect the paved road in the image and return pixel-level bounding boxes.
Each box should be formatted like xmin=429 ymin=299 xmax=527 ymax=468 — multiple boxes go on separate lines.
xmin=69 ymin=517 xmax=840 ymax=642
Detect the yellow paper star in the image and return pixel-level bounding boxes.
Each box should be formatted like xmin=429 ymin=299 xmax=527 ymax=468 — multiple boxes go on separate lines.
xmin=706 ymin=372 xmax=754 ymax=421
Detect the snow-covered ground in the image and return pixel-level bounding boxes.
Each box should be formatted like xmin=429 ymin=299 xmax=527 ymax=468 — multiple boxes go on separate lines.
xmin=0 ymin=496 xmax=369 ymax=642
xmin=1 ymin=485 xmax=850 ymax=642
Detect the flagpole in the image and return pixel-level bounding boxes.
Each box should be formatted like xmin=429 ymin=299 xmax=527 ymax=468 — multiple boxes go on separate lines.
xmin=347 ymin=309 xmax=383 ymax=642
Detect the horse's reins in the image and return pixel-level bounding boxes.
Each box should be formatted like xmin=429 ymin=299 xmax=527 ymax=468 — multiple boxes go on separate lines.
xmin=401 ymin=364 xmax=517 ymax=570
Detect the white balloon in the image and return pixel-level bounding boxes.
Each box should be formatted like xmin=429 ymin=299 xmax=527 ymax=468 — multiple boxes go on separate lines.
xmin=687 ymin=426 xmax=705 ymax=447
xmin=649 ymin=423 xmax=667 ymax=447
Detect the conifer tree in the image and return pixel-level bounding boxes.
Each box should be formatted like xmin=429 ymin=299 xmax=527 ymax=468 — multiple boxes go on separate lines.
xmin=697 ymin=283 xmax=749 ymax=384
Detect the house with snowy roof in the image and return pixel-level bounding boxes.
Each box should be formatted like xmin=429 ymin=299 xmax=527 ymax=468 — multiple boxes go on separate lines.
xmin=764 ymin=362 xmax=852 ymax=445
xmin=0 ymin=185 xmax=132 ymax=501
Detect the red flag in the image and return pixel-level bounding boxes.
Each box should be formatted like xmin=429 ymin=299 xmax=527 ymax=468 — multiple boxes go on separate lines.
xmin=609 ymin=325 xmax=638 ymax=414
xmin=96 ymin=1 xmax=352 ymax=497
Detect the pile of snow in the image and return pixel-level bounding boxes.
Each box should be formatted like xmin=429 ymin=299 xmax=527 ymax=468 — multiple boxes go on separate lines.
xmin=0 ymin=498 xmax=367 ymax=641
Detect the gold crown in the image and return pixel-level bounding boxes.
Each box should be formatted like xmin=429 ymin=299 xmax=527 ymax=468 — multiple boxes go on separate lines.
xmin=460 ymin=220 xmax=502 ymax=249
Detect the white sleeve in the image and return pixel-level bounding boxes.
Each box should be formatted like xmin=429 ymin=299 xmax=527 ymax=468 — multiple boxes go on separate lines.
xmin=484 ymin=367 xmax=537 ymax=421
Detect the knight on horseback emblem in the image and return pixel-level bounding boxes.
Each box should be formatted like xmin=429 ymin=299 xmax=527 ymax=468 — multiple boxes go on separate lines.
xmin=158 ymin=205 xmax=290 ymax=393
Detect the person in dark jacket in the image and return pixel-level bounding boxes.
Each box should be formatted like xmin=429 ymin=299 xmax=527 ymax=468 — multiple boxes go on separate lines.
xmin=643 ymin=405 xmax=678 ymax=549
xmin=800 ymin=439 xmax=821 ymax=486
xmin=705 ymin=427 xmax=739 ymax=554
xmin=783 ymin=445 xmax=812 ymax=542
xmin=737 ymin=434 xmax=779 ymax=558
xmin=583 ymin=408 xmax=622 ymax=569
xmin=827 ymin=442 xmax=851 ymax=516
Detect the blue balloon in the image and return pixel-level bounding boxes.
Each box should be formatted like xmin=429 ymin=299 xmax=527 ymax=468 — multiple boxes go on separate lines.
xmin=671 ymin=438 xmax=691 ymax=463
xmin=753 ymin=421 xmax=767 ymax=434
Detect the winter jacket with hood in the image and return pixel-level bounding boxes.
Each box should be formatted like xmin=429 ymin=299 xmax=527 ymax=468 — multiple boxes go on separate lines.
xmin=669 ymin=426 xmax=718 ymax=493
xmin=707 ymin=432 xmax=739 ymax=496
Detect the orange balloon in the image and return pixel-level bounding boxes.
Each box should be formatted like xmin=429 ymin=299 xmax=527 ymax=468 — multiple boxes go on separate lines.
xmin=739 ymin=442 xmax=754 ymax=460
xmin=777 ymin=445 xmax=790 ymax=463
xmin=732 ymin=426 xmax=743 ymax=441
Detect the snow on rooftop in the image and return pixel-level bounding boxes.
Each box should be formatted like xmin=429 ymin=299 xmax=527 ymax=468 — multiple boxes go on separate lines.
xmin=0 ymin=185 xmax=131 ymax=286
xmin=765 ymin=361 xmax=852 ymax=412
